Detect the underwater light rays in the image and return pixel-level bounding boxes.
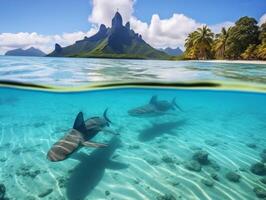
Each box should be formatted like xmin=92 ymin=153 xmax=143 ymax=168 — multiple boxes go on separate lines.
xmin=0 ymin=88 xmax=265 ymax=199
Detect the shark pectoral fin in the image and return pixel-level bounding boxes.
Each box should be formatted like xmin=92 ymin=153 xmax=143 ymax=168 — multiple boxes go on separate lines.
xmin=82 ymin=141 xmax=108 ymax=148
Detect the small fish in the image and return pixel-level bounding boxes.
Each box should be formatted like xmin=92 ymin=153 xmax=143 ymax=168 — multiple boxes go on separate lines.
xmin=128 ymin=95 xmax=182 ymax=117
xmin=47 ymin=109 xmax=113 ymax=162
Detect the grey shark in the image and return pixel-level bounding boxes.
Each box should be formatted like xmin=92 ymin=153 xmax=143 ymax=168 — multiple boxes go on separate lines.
xmin=47 ymin=109 xmax=114 ymax=162
xmin=128 ymin=95 xmax=182 ymax=117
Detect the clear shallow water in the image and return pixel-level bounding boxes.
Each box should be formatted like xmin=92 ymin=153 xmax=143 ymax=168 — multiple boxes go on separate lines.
xmin=1 ymin=56 xmax=266 ymax=86
xmin=0 ymin=56 xmax=266 ymax=199
xmin=0 ymin=86 xmax=266 ymax=200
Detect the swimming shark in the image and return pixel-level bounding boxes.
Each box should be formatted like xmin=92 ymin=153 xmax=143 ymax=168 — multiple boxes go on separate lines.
xmin=128 ymin=95 xmax=182 ymax=117
xmin=47 ymin=109 xmax=114 ymax=162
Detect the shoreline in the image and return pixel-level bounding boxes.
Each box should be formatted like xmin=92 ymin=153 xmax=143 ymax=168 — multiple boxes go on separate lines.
xmin=187 ymin=59 xmax=266 ymax=65
xmin=1 ymin=55 xmax=266 ymax=64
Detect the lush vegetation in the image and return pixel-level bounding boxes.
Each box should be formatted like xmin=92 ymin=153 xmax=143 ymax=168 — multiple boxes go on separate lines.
xmin=77 ymin=39 xmax=169 ymax=59
xmin=184 ymin=17 xmax=266 ymax=60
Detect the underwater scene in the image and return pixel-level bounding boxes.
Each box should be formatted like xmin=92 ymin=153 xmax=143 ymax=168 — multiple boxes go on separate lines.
xmin=0 ymin=85 xmax=266 ymax=200
xmin=1 ymin=0 xmax=266 ymax=199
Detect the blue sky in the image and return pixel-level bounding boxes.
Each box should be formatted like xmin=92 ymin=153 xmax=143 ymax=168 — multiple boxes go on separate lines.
xmin=134 ymin=0 xmax=266 ymax=25
xmin=0 ymin=0 xmax=265 ymax=34
xmin=0 ymin=0 xmax=265 ymax=54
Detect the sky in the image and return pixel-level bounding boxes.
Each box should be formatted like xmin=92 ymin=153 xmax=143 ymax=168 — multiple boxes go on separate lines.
xmin=0 ymin=0 xmax=265 ymax=54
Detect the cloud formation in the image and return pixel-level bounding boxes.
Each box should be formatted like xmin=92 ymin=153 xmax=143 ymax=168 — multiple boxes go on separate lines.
xmin=209 ymin=21 xmax=235 ymax=33
xmin=259 ymin=13 xmax=266 ymax=26
xmin=89 ymin=0 xmax=134 ymax=26
xmin=0 ymin=29 xmax=97 ymax=54
xmin=130 ymin=14 xmax=201 ymax=49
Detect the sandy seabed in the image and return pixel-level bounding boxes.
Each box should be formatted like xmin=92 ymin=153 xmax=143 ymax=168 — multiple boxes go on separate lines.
xmin=0 ymin=87 xmax=265 ymax=200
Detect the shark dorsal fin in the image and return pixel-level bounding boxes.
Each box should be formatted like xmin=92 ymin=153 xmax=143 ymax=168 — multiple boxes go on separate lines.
xmin=149 ymin=95 xmax=158 ymax=105
xmin=103 ymin=108 xmax=112 ymax=124
xmin=73 ymin=112 xmax=86 ymax=133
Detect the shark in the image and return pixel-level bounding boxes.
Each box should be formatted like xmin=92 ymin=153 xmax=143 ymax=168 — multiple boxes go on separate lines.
xmin=128 ymin=95 xmax=182 ymax=117
xmin=47 ymin=109 xmax=115 ymax=162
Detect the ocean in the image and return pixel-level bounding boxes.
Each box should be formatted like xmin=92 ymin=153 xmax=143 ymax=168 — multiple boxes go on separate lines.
xmin=1 ymin=56 xmax=266 ymax=85
xmin=0 ymin=56 xmax=265 ymax=200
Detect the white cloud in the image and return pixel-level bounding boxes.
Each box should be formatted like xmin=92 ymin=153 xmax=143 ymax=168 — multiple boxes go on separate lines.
xmin=89 ymin=0 xmax=134 ymax=26
xmin=131 ymin=14 xmax=202 ymax=49
xmin=0 ymin=28 xmax=97 ymax=55
xmin=258 ymin=13 xmax=266 ymax=26
xmin=209 ymin=21 xmax=234 ymax=33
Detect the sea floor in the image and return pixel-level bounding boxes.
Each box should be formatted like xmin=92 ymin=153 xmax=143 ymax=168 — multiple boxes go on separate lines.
xmin=0 ymin=87 xmax=265 ymax=200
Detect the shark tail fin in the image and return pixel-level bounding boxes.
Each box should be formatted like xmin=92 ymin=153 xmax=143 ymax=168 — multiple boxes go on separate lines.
xmin=149 ymin=95 xmax=158 ymax=105
xmin=103 ymin=108 xmax=112 ymax=125
xmin=172 ymin=98 xmax=183 ymax=112
xmin=73 ymin=112 xmax=86 ymax=133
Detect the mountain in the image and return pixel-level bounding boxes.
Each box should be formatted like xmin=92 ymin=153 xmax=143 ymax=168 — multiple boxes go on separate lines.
xmin=48 ymin=12 xmax=168 ymax=59
xmin=5 ymin=47 xmax=46 ymax=57
xmin=160 ymin=47 xmax=183 ymax=56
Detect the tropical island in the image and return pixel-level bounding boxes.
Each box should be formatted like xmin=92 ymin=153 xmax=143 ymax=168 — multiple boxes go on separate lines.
xmin=5 ymin=47 xmax=46 ymax=57
xmin=48 ymin=12 xmax=168 ymax=59
xmin=4 ymin=12 xmax=263 ymax=61
xmin=47 ymin=12 xmax=265 ymax=61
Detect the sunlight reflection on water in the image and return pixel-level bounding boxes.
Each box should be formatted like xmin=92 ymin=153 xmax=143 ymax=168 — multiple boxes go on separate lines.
xmin=0 ymin=56 xmax=266 ymax=86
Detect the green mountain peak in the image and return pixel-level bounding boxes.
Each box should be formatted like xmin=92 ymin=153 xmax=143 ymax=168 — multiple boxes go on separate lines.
xmin=48 ymin=12 xmax=168 ymax=59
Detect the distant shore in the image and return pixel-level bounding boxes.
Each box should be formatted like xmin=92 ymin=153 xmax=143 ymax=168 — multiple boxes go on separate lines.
xmin=187 ymin=60 xmax=266 ymax=65
xmin=1 ymin=54 xmax=266 ymax=64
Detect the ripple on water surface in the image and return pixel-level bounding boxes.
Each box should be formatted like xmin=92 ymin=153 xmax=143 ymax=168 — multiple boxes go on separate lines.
xmin=1 ymin=56 xmax=266 ymax=86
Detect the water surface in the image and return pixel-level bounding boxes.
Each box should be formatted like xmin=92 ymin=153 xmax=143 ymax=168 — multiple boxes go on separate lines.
xmin=0 ymin=56 xmax=266 ymax=199
xmin=1 ymin=56 xmax=266 ymax=86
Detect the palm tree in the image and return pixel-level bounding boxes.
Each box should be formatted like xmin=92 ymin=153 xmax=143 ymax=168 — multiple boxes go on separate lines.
xmin=213 ymin=27 xmax=231 ymax=59
xmin=185 ymin=32 xmax=196 ymax=49
xmin=241 ymin=44 xmax=257 ymax=60
xmin=256 ymin=43 xmax=266 ymax=60
xmin=184 ymin=31 xmax=198 ymax=59
xmin=193 ymin=25 xmax=214 ymax=59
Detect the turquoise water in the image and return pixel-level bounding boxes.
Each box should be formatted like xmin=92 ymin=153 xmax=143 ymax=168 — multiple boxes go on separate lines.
xmin=1 ymin=56 xmax=266 ymax=85
xmin=0 ymin=86 xmax=266 ymax=200
xmin=0 ymin=56 xmax=266 ymax=199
